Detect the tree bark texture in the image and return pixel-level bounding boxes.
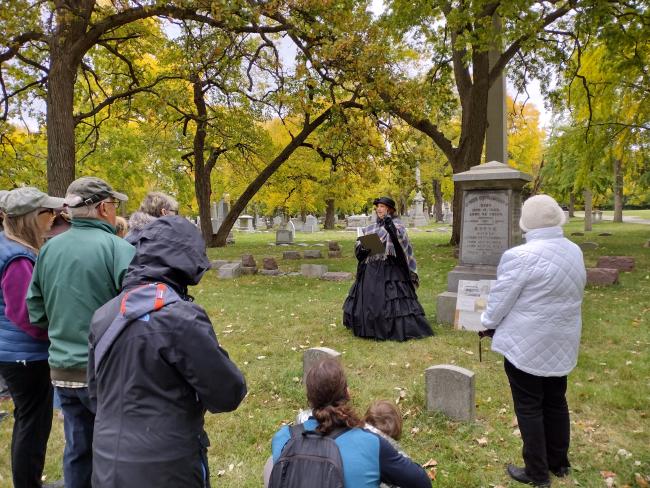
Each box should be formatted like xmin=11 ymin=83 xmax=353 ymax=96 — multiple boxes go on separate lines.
xmin=324 ymin=198 xmax=335 ymax=229
xmin=613 ymin=158 xmax=623 ymax=223
xmin=432 ymin=178 xmax=443 ymax=222
xmin=191 ymin=79 xmax=217 ymax=247
xmin=583 ymin=189 xmax=592 ymax=232
xmin=569 ymin=193 xmax=575 ymax=217
xmin=46 ymin=0 xmax=94 ymax=195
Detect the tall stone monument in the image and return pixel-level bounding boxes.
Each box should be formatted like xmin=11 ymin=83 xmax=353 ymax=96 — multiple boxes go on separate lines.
xmin=436 ymin=161 xmax=531 ymax=324
xmin=410 ymin=164 xmax=429 ymax=227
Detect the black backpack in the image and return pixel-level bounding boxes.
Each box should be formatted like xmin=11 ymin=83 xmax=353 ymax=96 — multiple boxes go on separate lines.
xmin=269 ymin=424 xmax=347 ymax=488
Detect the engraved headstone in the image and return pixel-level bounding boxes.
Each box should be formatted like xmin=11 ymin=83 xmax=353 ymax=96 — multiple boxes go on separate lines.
xmin=436 ymin=162 xmax=531 ymax=325
xmin=303 ymin=347 xmax=341 ymax=383
xmin=425 ymin=365 xmax=475 ymax=422
xmin=460 ymin=190 xmax=510 ymax=266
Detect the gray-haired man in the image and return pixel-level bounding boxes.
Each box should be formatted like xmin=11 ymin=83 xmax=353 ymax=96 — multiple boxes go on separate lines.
xmin=28 ymin=177 xmax=135 ymax=488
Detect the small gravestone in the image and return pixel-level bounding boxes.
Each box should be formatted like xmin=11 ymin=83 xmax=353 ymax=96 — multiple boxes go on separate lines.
xmin=644 ymin=240 xmax=650 ymax=248
xmin=210 ymin=260 xmax=229 ymax=270
xmin=579 ymin=242 xmax=599 ymax=251
xmin=598 ymin=232 xmax=613 ymax=236
xmin=303 ymin=347 xmax=341 ymax=382
xmin=276 ymin=229 xmax=293 ymax=245
xmin=241 ymin=254 xmax=256 ymax=267
xmin=586 ymin=268 xmax=619 ymax=286
xmin=283 ymin=251 xmax=301 ymax=260
xmin=304 ymin=250 xmax=323 ymax=259
xmin=596 ymin=256 xmax=635 ymax=272
xmin=305 ymin=215 xmax=319 ymax=233
xmin=322 ymin=271 xmax=353 ymax=281
xmin=328 ymin=250 xmax=342 ymax=258
xmin=218 ymin=262 xmax=241 ymax=279
xmin=425 ymin=365 xmax=475 ymax=422
xmin=571 ymin=232 xmax=584 ymax=236
xmin=263 ymin=257 xmax=278 ymax=270
xmin=241 ymin=266 xmax=257 ymax=275
xmin=328 ymin=241 xmax=341 ymax=252
xmin=301 ymin=264 xmax=328 ymax=278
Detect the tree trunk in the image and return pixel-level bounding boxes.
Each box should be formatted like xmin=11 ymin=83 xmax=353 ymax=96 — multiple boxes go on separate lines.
xmin=583 ymin=189 xmax=592 ymax=232
xmin=47 ymin=51 xmax=77 ymax=196
xmin=192 ymin=79 xmax=216 ymax=247
xmin=432 ymin=178 xmax=443 ymax=222
xmin=324 ymin=198 xmax=335 ymax=229
xmin=613 ymin=158 xmax=623 ymax=223
xmin=568 ymin=193 xmax=575 ymax=217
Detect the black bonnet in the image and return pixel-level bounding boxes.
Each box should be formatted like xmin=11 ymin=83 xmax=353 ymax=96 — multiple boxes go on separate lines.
xmin=373 ymin=196 xmax=396 ymax=210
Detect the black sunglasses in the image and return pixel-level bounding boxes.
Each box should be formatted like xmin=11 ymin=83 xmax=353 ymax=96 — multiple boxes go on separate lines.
xmin=38 ymin=208 xmax=55 ymax=216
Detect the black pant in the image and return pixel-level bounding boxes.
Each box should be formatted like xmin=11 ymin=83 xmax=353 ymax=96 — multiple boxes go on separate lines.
xmin=504 ymin=358 xmax=570 ymax=482
xmin=0 ymin=360 xmax=53 ymax=488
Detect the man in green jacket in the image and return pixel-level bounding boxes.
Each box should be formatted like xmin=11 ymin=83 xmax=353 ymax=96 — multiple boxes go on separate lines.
xmin=28 ymin=177 xmax=135 ymax=488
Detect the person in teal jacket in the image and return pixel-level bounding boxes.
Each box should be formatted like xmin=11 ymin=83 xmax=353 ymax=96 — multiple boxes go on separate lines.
xmin=27 ymin=177 xmax=135 ymax=488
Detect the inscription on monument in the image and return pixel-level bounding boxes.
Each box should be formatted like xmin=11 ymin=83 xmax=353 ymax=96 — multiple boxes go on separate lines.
xmin=461 ymin=190 xmax=509 ymax=266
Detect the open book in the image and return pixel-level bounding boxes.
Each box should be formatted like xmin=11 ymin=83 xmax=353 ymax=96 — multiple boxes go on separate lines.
xmin=356 ymin=232 xmax=385 ymax=256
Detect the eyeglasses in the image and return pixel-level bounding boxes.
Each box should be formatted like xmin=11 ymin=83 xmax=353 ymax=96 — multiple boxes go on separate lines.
xmin=98 ymin=200 xmax=121 ymax=210
xmin=38 ymin=208 xmax=55 ymax=216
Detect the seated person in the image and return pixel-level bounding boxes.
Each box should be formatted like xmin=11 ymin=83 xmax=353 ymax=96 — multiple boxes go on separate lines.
xmin=271 ymin=358 xmax=430 ymax=488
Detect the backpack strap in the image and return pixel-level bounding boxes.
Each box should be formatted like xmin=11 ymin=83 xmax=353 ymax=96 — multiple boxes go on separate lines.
xmin=94 ymin=283 xmax=180 ymax=373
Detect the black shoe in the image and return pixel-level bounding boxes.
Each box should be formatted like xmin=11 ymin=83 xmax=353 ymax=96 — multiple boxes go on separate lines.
xmin=550 ymin=466 xmax=570 ymax=477
xmin=506 ymin=464 xmax=551 ymax=487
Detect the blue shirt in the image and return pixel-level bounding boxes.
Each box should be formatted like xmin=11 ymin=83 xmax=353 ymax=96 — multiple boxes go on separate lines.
xmin=272 ymin=418 xmax=430 ymax=488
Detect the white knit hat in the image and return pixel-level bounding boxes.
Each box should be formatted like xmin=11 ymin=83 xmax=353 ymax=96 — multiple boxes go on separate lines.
xmin=519 ymin=194 xmax=566 ymax=232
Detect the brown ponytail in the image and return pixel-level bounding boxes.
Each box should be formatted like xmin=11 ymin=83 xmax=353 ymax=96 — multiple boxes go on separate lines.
xmin=305 ymin=358 xmax=362 ymax=435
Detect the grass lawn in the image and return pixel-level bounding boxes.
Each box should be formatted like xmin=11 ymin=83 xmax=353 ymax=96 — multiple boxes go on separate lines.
xmin=1 ymin=219 xmax=648 ymax=487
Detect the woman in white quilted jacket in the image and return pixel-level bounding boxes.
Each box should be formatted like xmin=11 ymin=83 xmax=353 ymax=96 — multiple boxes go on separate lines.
xmin=481 ymin=194 xmax=586 ymax=488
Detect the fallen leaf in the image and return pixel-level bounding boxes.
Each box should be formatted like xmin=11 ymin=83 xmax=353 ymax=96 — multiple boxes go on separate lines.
xmin=600 ymin=470 xmax=616 ymax=478
xmin=217 ymin=470 xmax=225 ymax=476
xmin=426 ymin=467 xmax=437 ymax=481
xmin=410 ymin=427 xmax=420 ymax=435
xmin=635 ymin=473 xmax=649 ymax=488
xmin=476 ymin=437 xmax=488 ymax=447
xmin=423 ymin=458 xmax=438 ymax=468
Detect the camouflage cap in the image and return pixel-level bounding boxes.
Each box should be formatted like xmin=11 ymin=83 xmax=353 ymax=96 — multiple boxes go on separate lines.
xmin=2 ymin=187 xmax=66 ymax=217
xmin=65 ymin=176 xmax=128 ymax=208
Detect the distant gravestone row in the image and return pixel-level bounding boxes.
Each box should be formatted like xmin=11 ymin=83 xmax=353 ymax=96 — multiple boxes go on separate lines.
xmin=301 ymin=347 xmax=476 ymax=423
xmin=212 ymin=250 xmax=352 ymax=281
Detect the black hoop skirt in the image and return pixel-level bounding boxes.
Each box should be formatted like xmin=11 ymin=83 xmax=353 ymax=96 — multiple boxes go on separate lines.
xmin=343 ymin=256 xmax=433 ymax=341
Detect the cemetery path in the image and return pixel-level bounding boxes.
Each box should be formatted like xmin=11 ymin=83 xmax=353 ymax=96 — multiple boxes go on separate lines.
xmin=573 ymin=211 xmax=650 ymax=225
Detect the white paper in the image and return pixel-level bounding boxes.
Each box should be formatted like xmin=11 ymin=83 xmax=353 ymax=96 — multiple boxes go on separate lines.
xmin=454 ymin=279 xmax=495 ymax=331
